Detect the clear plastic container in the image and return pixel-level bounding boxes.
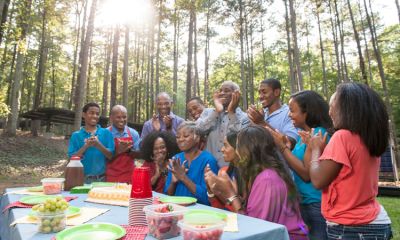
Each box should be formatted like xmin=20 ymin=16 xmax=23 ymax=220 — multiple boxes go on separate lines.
xmin=37 ymin=211 xmax=66 ymax=233
xmin=178 ymin=213 xmax=226 ymax=240
xmin=41 ymin=178 xmax=65 ymax=195
xmin=143 ymin=203 xmax=188 ymax=239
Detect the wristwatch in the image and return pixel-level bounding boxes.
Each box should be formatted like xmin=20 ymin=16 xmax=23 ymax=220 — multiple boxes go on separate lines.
xmin=226 ymin=195 xmax=239 ymax=205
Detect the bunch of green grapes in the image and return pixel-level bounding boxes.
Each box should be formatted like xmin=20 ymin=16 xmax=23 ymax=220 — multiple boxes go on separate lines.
xmin=32 ymin=196 xmax=69 ymax=214
xmin=34 ymin=197 xmax=69 ymax=233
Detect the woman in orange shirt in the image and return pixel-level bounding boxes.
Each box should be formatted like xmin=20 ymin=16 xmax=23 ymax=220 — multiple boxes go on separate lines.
xmin=307 ymin=83 xmax=392 ymax=239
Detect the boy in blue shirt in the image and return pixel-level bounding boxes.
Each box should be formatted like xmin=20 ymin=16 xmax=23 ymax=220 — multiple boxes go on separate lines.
xmin=68 ymin=102 xmax=115 ymax=183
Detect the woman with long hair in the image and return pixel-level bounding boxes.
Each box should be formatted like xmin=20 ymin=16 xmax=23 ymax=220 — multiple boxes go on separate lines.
xmin=164 ymin=121 xmax=219 ymax=205
xmin=308 ymin=83 xmax=392 ymax=239
xmin=271 ymin=90 xmax=332 ymax=239
xmin=212 ymin=125 xmax=308 ymax=239
xmin=140 ymin=131 xmax=180 ymax=193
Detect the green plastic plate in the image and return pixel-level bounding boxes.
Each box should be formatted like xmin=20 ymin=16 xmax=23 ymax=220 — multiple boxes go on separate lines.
xmin=26 ymin=186 xmax=43 ymax=192
xmin=55 ymin=222 xmax=126 ymax=240
xmin=29 ymin=206 xmax=81 ymax=218
xmin=159 ymin=196 xmax=197 ymax=206
xmin=186 ymin=209 xmax=228 ymax=221
xmin=19 ymin=195 xmax=59 ymax=205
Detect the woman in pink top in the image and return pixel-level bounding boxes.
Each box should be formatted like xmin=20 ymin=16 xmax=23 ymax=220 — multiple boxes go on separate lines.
xmin=308 ymin=83 xmax=392 ymax=239
xmin=211 ymin=125 xmax=308 ymax=240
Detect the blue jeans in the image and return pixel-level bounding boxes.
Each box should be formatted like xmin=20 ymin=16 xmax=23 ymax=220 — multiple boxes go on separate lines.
xmin=300 ymin=202 xmax=328 ymax=240
xmin=327 ymin=224 xmax=392 ymax=240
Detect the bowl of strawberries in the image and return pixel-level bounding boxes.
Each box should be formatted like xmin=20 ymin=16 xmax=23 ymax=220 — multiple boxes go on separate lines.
xmin=143 ymin=203 xmax=187 ymax=239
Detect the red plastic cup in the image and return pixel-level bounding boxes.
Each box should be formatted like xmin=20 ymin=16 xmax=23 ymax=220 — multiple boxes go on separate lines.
xmin=131 ymin=167 xmax=152 ymax=198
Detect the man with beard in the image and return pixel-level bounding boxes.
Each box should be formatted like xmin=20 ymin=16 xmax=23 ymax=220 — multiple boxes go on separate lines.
xmin=68 ymin=102 xmax=114 ymax=183
xmin=247 ymin=78 xmax=298 ymax=148
xmin=141 ymin=92 xmax=184 ymax=139
xmin=196 ymin=81 xmax=249 ymax=167
xmin=106 ymin=105 xmax=141 ymax=183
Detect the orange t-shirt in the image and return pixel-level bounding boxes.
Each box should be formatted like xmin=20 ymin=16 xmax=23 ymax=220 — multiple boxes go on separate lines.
xmin=319 ymin=129 xmax=380 ymax=225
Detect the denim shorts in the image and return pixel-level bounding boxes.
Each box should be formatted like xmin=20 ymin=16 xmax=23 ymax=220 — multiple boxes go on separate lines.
xmin=327 ymin=223 xmax=392 ymax=240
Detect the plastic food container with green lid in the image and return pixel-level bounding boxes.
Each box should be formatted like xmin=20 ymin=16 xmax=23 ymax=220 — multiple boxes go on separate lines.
xmin=178 ymin=211 xmax=226 ymax=240
xmin=143 ymin=203 xmax=188 ymax=239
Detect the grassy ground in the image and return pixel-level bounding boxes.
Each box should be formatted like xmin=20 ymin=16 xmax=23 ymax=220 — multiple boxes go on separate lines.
xmin=378 ymin=197 xmax=400 ymax=239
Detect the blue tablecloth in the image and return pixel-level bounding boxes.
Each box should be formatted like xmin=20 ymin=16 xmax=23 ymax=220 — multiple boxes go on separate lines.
xmin=0 ymin=188 xmax=289 ymax=240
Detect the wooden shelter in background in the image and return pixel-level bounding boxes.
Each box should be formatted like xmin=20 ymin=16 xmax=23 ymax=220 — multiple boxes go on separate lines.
xmin=20 ymin=108 xmax=143 ymax=136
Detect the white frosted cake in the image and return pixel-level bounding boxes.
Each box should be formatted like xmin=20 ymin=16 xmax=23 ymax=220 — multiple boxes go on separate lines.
xmin=86 ymin=184 xmax=131 ymax=206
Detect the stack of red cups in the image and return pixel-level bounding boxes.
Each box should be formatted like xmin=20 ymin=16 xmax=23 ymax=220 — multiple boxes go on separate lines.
xmin=128 ymin=167 xmax=153 ymax=226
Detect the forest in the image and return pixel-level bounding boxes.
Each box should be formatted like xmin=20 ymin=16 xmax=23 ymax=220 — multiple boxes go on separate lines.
xmin=0 ymin=0 xmax=399 ymax=148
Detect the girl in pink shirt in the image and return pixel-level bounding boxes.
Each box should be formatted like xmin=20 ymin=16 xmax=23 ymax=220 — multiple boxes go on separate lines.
xmin=211 ymin=125 xmax=308 ymax=239
xmin=307 ymin=83 xmax=392 ymax=239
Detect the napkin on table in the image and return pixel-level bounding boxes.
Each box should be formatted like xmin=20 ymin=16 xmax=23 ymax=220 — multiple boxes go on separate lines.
xmin=10 ymin=207 xmax=110 ymax=226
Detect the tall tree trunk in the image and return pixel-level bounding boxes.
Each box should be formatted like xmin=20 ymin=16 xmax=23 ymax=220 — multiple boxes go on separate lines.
xmin=305 ymin=21 xmax=312 ymax=90
xmin=328 ymin=0 xmax=342 ymax=83
xmin=5 ymin=0 xmax=32 ymax=136
xmin=333 ymin=0 xmax=349 ymax=82
xmin=86 ymin=38 xmax=93 ymax=102
xmin=315 ymin=1 xmax=328 ymax=99
xmin=145 ymin=27 xmax=151 ymax=119
xmin=122 ymin=25 xmax=129 ymax=107
xmin=69 ymin=0 xmax=84 ymax=109
xmin=32 ymin=2 xmax=49 ymax=136
xmin=395 ymin=0 xmax=400 ymax=23
xmin=155 ymin=0 xmax=163 ymax=95
xmin=284 ymin=0 xmax=295 ymax=93
xmin=249 ymin=23 xmax=255 ymax=104
xmin=0 ymin=0 xmax=10 ymax=45
xmin=194 ymin=12 xmax=200 ymax=97
xmin=110 ymin=24 xmax=120 ymax=110
xmin=239 ymin=0 xmax=247 ymax=109
xmin=244 ymin=12 xmax=251 ymax=104
xmin=186 ymin=3 xmax=194 ymax=112
xmin=358 ymin=0 xmax=373 ymax=82
xmin=260 ymin=14 xmax=267 ymax=80
xmin=73 ymin=0 xmax=97 ymax=131
xmin=0 ymin=2 xmax=15 ymax=85
xmin=5 ymin=44 xmax=16 ymax=106
xmin=288 ymin=0 xmax=303 ymax=90
xmin=364 ymin=0 xmax=399 ymax=166
xmin=204 ymin=0 xmax=210 ymax=101
xmin=346 ymin=0 xmax=367 ymax=84
xmin=101 ymin=30 xmax=112 ymax=117
xmin=51 ymin=48 xmax=56 ymax=108
xmin=173 ymin=5 xmax=179 ymax=104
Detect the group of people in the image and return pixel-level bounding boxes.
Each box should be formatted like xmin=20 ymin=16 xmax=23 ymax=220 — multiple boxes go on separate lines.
xmin=67 ymin=78 xmax=393 ymax=240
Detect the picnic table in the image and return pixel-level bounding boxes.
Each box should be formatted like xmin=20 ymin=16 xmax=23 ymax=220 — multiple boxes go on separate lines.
xmin=0 ymin=187 xmax=290 ymax=240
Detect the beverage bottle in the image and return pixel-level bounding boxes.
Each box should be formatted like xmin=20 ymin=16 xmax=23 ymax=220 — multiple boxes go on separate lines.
xmin=64 ymin=156 xmax=85 ymax=191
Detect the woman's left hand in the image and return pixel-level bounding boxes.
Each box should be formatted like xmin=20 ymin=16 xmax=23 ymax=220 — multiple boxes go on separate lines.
xmin=268 ymin=128 xmax=291 ymax=151
xmin=168 ymin=158 xmax=188 ymax=182
xmin=309 ymin=129 xmax=328 ymax=152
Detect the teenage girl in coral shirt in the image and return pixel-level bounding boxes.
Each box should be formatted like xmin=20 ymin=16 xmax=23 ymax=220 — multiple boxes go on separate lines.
xmin=308 ymin=83 xmax=392 ymax=239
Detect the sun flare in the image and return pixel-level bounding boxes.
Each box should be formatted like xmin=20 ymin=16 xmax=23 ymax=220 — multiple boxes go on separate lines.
xmin=97 ymin=0 xmax=154 ymax=26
